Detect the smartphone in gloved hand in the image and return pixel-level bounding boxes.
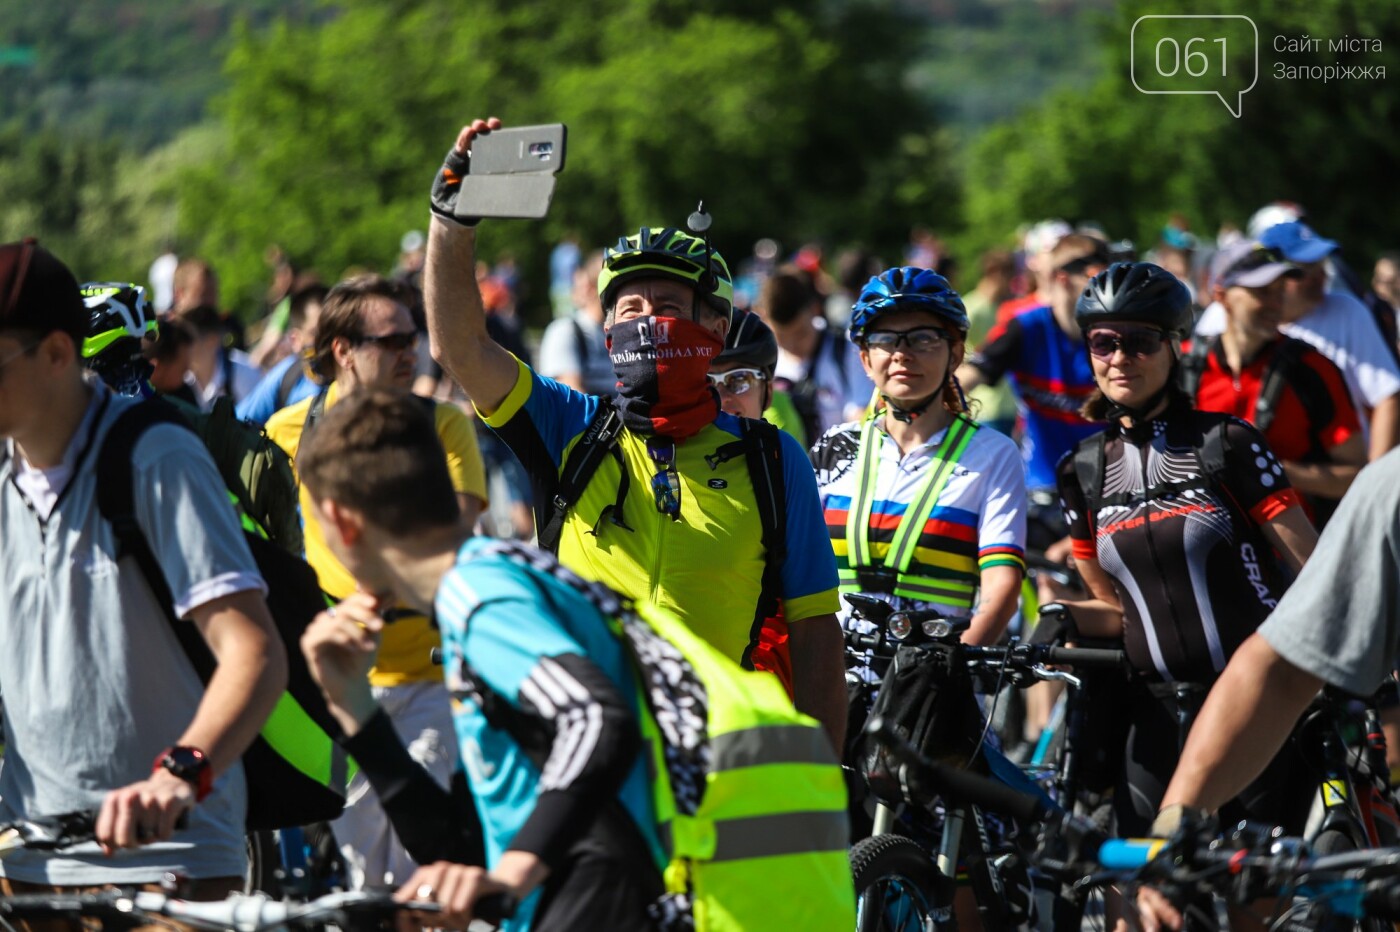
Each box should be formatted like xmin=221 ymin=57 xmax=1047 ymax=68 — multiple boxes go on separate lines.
xmin=455 ymin=124 xmax=567 ymax=221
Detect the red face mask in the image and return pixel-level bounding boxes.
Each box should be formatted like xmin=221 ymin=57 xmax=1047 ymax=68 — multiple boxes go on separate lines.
xmin=607 ymin=315 xmax=722 ymax=439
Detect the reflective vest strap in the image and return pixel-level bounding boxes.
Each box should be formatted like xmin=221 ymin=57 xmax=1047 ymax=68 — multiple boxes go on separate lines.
xmin=259 ymin=692 xmax=357 ymax=792
xmin=711 ymin=724 xmax=837 ymax=771
xmin=710 ymin=810 xmax=849 ymax=862
xmin=891 ymin=577 xmax=976 ymax=603
xmin=885 ymin=416 xmax=977 ymax=574
xmin=844 ymin=418 xmax=882 ymax=569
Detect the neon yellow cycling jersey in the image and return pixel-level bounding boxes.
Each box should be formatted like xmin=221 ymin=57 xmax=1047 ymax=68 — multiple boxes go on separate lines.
xmin=482 ymin=357 xmax=840 ymax=663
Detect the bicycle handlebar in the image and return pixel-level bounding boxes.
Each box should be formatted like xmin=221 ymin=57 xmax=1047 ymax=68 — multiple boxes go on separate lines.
xmin=960 ymin=643 xmax=1126 ymax=670
xmin=0 ymin=889 xmax=518 ymax=930
xmin=0 ymin=809 xmax=191 ymax=859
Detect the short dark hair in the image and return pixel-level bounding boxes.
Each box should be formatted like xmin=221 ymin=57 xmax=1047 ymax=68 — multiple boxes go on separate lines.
xmin=759 ymin=267 xmax=818 ymax=325
xmin=288 ymin=284 xmax=329 ymax=331
xmin=147 ymin=314 xmax=195 ymax=364
xmin=176 ymin=303 xmax=225 ymax=338
xmin=297 ymin=388 xmax=460 ymax=536
xmin=312 ymin=275 xmax=407 ymax=382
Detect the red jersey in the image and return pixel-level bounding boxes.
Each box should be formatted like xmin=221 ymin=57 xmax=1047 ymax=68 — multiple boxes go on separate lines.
xmin=1189 ymin=336 xmax=1359 ymax=463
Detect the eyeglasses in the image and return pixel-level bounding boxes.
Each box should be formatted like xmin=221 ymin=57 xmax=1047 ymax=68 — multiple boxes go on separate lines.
xmin=863 ymin=328 xmax=949 ymax=355
xmin=706 ymin=368 xmax=767 ymax=396
xmin=0 ymin=340 xmax=40 ymax=380
xmin=357 ymin=330 xmax=419 ymax=353
xmin=646 ymin=436 xmax=682 ymax=520
xmin=1086 ymin=328 xmax=1167 ymax=360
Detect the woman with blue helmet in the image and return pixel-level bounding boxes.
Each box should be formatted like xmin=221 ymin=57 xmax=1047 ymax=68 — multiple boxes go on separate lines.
xmin=813 ymin=269 xmax=1030 ymax=922
xmin=812 ymin=266 xmax=1029 ymax=672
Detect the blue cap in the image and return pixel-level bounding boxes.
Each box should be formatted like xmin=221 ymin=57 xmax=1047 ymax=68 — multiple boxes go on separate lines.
xmin=1259 ymin=221 xmax=1338 ymax=264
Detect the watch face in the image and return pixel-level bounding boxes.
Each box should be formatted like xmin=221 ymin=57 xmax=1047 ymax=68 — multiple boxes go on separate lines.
xmin=164 ymin=746 xmax=207 ymax=777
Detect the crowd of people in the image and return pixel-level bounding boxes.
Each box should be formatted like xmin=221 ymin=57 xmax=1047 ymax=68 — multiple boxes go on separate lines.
xmin=4 ymin=116 xmax=1400 ymax=932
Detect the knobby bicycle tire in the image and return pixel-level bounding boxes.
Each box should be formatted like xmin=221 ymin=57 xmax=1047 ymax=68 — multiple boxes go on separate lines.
xmin=850 ymin=833 xmax=952 ymax=931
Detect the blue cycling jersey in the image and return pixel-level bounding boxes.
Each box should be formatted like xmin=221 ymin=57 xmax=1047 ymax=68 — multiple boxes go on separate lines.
xmin=969 ymin=306 xmax=1105 ymax=489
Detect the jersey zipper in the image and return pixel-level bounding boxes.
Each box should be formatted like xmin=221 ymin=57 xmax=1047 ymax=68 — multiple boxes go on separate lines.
xmin=1137 ymin=440 xmax=1188 ymax=677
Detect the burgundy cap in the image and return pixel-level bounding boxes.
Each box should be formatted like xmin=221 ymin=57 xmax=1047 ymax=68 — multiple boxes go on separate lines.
xmin=0 ymin=238 xmax=87 ymax=345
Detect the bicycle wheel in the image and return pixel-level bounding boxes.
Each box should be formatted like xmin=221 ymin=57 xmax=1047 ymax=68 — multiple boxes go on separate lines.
xmin=244 ymin=829 xmax=283 ymax=896
xmin=850 ymin=833 xmax=952 ymax=931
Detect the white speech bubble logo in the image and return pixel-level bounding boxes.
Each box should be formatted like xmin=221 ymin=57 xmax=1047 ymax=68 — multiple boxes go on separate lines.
xmin=1131 ymin=15 xmax=1258 ymax=118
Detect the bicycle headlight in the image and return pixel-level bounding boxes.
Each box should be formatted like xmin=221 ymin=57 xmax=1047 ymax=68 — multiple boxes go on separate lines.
xmin=921 ymin=619 xmax=953 ymax=640
xmin=887 ymin=614 xmax=913 ymax=641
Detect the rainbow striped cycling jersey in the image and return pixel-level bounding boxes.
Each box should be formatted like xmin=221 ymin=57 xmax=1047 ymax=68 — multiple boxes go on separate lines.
xmin=812 ymin=415 xmax=1027 ymax=676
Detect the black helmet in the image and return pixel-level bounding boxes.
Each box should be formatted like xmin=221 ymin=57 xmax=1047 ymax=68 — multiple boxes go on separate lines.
xmin=1075 ymin=262 xmax=1192 ymax=337
xmin=717 ymin=310 xmax=777 ymax=375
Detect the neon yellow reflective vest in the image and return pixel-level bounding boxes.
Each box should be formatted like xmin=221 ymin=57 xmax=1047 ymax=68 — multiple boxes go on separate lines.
xmin=628 ymin=601 xmax=856 ymax=932
xmin=841 ymin=413 xmax=980 ymax=610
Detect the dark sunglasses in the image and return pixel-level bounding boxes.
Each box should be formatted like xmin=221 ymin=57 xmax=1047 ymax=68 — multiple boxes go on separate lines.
xmin=1086 ymin=328 xmax=1167 ymax=359
xmin=357 ymin=330 xmax=418 ymax=352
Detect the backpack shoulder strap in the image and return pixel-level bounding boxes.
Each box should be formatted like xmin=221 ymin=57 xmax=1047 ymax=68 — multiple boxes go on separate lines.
xmin=1072 ymin=432 xmax=1107 ymax=514
xmin=302 ymin=384 xmax=331 ymax=436
xmin=1258 ymin=338 xmax=1334 ymax=441
xmin=95 ymin=400 xmax=202 ymax=639
xmin=702 ymin=416 xmax=788 ymax=666
xmin=1177 ymin=337 xmax=1214 ymax=398
xmin=739 ymin=417 xmax=787 ymax=668
xmin=537 ymin=398 xmax=626 ymax=553
xmin=1198 ymin=415 xmax=1231 ymax=478
xmin=275 ymin=357 xmax=305 ymax=411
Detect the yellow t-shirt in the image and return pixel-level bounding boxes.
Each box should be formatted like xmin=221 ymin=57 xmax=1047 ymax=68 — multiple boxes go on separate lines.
xmin=267 ymin=383 xmax=488 ymax=685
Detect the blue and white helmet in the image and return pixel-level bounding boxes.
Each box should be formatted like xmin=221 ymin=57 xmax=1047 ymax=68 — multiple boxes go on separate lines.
xmin=847 ymin=267 xmax=969 ymax=345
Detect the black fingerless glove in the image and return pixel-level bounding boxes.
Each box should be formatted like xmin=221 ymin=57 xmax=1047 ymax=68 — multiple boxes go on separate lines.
xmin=430 ymin=146 xmax=479 ymax=227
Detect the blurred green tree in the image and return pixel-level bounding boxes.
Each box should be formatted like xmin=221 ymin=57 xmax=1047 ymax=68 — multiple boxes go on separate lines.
xmin=960 ymin=0 xmax=1400 ymax=263
xmin=182 ymin=0 xmax=948 ymax=317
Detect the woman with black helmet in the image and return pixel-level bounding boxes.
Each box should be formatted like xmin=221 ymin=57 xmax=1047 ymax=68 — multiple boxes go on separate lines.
xmin=1054 ymin=261 xmax=1318 ymax=839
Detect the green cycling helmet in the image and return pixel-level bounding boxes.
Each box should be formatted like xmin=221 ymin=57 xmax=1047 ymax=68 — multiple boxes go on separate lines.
xmin=598 ymin=227 xmax=734 ymax=323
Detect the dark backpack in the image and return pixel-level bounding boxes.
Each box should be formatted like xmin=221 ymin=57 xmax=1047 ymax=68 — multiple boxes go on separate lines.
xmin=535 ymin=398 xmax=788 ymax=668
xmin=162 ymin=393 xmax=304 ymax=555
xmin=1178 ymin=336 xmax=1336 ymax=458
xmin=95 ymin=398 xmax=353 ymax=831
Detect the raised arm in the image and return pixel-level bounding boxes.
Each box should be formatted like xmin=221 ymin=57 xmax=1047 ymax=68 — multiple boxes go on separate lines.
xmin=425 ymin=118 xmax=531 ymax=414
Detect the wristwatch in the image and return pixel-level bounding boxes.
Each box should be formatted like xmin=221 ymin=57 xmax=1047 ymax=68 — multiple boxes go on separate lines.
xmin=153 ymin=745 xmax=213 ymax=802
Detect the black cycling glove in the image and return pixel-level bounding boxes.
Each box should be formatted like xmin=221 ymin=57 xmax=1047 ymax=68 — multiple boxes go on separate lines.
xmin=429 ymin=145 xmax=479 ymax=228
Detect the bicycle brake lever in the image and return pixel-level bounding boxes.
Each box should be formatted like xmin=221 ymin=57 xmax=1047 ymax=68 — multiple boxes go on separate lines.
xmin=1031 ymin=665 xmax=1082 ymax=689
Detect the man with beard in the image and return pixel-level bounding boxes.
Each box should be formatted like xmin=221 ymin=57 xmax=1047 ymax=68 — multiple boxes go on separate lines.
xmin=266 ymin=273 xmax=487 ymax=890
xmin=423 ymin=118 xmax=844 ymax=749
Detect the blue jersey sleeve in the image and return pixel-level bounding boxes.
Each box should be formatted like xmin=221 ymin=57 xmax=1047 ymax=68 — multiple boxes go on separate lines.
xmin=235 ymin=356 xmax=295 ymax=424
xmin=777 ymin=428 xmax=842 ymax=620
xmin=479 ymin=357 xmax=601 ymax=472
